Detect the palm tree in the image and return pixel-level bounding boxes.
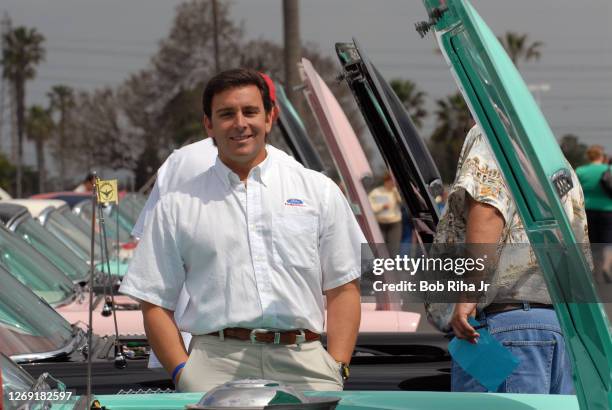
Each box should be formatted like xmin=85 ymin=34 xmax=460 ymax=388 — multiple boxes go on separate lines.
xmin=47 ymin=85 xmax=75 ymax=188
xmin=429 ymin=92 xmax=473 ymax=183
xmin=1 ymin=26 xmax=45 ymax=197
xmin=497 ymin=32 xmax=543 ymax=67
xmin=25 ymin=105 xmax=54 ymax=192
xmin=389 ymin=79 xmax=428 ymax=129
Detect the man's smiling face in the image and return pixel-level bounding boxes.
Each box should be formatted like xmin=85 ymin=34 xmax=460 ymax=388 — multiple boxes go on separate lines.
xmin=204 ymin=85 xmax=272 ymax=176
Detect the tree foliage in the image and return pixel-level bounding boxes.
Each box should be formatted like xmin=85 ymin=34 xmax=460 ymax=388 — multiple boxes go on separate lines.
xmin=47 ymin=84 xmax=75 ymax=187
xmin=560 ymin=134 xmax=588 ymax=169
xmin=1 ymin=26 xmax=45 ymax=196
xmin=389 ymin=79 xmax=427 ymax=129
xmin=428 ymin=92 xmax=473 ymax=183
xmin=497 ymin=32 xmax=543 ymax=67
xmin=73 ymin=88 xmax=142 ymax=172
xmin=54 ymin=0 xmax=365 ymax=186
xmin=25 ymin=104 xmax=54 ymax=191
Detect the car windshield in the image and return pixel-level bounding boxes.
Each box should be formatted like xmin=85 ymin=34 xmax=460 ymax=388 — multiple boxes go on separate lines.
xmin=0 ymin=226 xmax=74 ymax=306
xmin=115 ymin=195 xmax=142 ymax=227
xmin=14 ymin=217 xmax=89 ymax=283
xmin=0 ymin=268 xmax=74 ymax=358
xmin=109 ymin=205 xmax=136 ymax=233
xmin=276 ymin=82 xmax=326 ymax=173
xmin=59 ymin=206 xmax=98 ymax=238
xmin=1 ymin=353 xmax=83 ymax=410
xmin=45 ymin=209 xmax=101 ymax=262
xmin=78 ymin=203 xmax=132 ymax=243
xmin=1 ymin=353 xmax=35 ymax=409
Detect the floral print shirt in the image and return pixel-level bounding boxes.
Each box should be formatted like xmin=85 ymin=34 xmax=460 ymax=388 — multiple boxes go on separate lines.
xmin=425 ymin=125 xmax=590 ymax=332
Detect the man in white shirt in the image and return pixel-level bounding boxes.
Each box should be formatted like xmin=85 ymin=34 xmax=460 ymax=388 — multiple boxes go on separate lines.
xmin=121 ymin=68 xmax=363 ymax=392
xmin=132 ymin=74 xmax=307 ymax=370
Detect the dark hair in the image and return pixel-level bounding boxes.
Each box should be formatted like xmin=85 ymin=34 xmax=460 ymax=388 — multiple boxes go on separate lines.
xmin=202 ymin=68 xmax=272 ymax=118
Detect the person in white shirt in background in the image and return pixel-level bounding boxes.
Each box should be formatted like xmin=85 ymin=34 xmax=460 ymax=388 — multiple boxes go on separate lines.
xmin=368 ymin=171 xmax=403 ymax=256
xmin=122 ymin=68 xmax=363 ymax=392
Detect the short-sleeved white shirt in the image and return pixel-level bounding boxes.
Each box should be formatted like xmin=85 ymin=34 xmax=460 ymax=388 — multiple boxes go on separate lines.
xmin=121 ymin=151 xmax=364 ymax=334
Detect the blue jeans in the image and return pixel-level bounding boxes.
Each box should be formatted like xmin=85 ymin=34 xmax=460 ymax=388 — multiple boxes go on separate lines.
xmin=451 ymin=306 xmax=575 ymax=394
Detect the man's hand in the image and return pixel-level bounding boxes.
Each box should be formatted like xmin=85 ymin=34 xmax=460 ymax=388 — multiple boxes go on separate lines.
xmin=325 ymin=279 xmax=360 ymax=364
xmin=141 ymin=301 xmax=189 ymax=380
xmin=450 ymin=302 xmax=479 ymax=343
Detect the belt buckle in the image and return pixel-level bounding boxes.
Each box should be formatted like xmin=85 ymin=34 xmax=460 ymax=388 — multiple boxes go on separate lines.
xmin=295 ymin=329 xmax=306 ymax=345
xmin=250 ymin=328 xmax=281 ymax=344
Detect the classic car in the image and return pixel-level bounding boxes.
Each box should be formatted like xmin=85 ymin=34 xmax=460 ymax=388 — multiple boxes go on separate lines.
xmin=0 ymin=202 xmax=89 ymax=285
xmin=0 ymin=268 xmax=166 ymax=395
xmin=2 ymin=199 xmax=129 ymax=277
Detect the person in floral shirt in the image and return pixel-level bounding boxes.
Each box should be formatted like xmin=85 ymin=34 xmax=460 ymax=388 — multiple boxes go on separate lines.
xmin=426 ymin=124 xmax=589 ymax=394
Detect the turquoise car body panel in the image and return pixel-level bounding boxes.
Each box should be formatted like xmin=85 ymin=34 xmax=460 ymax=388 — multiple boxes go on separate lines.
xmin=422 ymin=0 xmax=611 ymax=408
xmin=94 ymin=391 xmax=579 ymax=410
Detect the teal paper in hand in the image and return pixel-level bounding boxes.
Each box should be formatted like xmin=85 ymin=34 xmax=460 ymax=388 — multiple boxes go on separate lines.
xmin=448 ymin=317 xmax=520 ymax=391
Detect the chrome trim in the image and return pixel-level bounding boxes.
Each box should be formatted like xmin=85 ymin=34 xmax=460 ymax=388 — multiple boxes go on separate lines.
xmin=10 ymin=326 xmax=86 ymax=363
xmin=72 ymin=199 xmax=90 ymax=216
xmin=5 ymin=209 xmax=30 ymax=231
xmin=49 ymin=284 xmax=78 ymax=309
xmin=37 ymin=206 xmax=57 ymax=226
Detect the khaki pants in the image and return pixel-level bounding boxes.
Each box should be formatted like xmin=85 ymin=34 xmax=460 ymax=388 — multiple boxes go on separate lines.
xmin=177 ymin=334 xmax=344 ymax=392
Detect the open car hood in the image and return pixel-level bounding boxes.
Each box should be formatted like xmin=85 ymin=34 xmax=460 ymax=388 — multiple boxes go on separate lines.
xmin=421 ymin=0 xmax=611 ymax=408
xmin=299 ymin=58 xmax=384 ymax=247
xmin=335 ymin=39 xmax=442 ymax=244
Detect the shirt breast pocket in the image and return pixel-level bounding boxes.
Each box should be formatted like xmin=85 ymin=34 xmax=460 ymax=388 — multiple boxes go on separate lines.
xmin=273 ymin=212 xmax=318 ymax=270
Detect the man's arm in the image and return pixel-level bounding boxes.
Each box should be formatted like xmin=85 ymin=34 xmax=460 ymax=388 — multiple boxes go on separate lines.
xmin=141 ymin=301 xmax=189 ymax=380
xmin=450 ymin=195 xmax=504 ymax=343
xmin=325 ymin=279 xmax=361 ymax=364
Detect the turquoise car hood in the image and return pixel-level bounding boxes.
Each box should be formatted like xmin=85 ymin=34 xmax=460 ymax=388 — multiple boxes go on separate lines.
xmin=94 ymin=390 xmax=579 ymax=410
xmin=421 ymin=0 xmax=611 ymax=409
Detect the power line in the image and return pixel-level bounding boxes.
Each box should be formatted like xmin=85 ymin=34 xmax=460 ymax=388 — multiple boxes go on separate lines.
xmin=46 ymin=45 xmax=153 ymax=59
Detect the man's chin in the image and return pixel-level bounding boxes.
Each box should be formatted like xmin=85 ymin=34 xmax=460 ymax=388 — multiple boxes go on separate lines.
xmin=221 ymin=148 xmax=266 ymax=166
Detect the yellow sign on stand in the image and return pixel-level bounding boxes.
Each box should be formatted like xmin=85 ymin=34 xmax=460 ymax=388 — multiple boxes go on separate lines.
xmin=96 ymin=179 xmax=118 ymax=204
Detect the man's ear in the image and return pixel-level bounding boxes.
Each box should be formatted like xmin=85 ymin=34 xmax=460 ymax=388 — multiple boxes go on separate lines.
xmin=203 ymin=116 xmax=214 ymax=139
xmin=264 ymin=110 xmax=273 ymax=134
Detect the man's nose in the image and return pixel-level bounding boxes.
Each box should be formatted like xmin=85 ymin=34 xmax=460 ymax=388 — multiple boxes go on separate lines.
xmin=233 ymin=112 xmax=248 ymax=128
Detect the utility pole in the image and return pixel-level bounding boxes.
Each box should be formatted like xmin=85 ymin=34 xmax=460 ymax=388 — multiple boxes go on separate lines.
xmin=0 ymin=12 xmax=12 ymax=160
xmin=211 ymin=0 xmax=220 ymax=73
xmin=283 ymin=0 xmax=302 ymax=112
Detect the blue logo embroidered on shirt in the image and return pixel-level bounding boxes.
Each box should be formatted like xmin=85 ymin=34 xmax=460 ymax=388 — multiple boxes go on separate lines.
xmin=285 ymin=198 xmax=304 ymax=206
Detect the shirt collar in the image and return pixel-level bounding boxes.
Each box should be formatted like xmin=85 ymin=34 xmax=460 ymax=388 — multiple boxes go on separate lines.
xmin=213 ymin=147 xmax=274 ymax=189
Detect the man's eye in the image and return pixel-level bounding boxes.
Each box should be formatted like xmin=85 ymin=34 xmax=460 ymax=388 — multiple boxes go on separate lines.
xmin=244 ymin=110 xmax=258 ymax=116
xmin=220 ymin=112 xmax=233 ymax=118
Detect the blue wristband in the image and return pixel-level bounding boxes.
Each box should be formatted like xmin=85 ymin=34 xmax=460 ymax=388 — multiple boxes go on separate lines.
xmin=171 ymin=362 xmax=186 ymax=385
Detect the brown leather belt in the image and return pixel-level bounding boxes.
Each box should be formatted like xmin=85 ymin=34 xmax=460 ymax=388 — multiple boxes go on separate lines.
xmin=483 ymin=302 xmax=554 ymax=315
xmin=206 ymin=328 xmax=320 ymax=345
